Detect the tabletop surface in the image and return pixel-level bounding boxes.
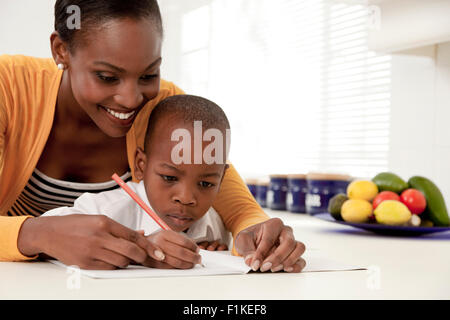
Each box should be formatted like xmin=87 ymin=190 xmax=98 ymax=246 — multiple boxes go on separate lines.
xmin=1 ymin=209 xmax=449 ymax=300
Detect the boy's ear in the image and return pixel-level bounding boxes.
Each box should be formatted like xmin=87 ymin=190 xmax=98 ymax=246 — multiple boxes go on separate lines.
xmin=134 ymin=147 xmax=147 ymax=181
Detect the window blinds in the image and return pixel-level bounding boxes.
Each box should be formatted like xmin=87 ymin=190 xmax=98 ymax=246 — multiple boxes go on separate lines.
xmin=166 ymin=0 xmax=391 ymax=179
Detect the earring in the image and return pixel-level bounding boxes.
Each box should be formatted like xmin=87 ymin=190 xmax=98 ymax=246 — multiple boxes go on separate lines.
xmin=57 ymin=63 xmax=65 ymax=70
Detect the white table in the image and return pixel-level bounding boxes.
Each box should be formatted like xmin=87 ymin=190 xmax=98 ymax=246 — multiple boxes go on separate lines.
xmin=1 ymin=209 xmax=449 ymax=300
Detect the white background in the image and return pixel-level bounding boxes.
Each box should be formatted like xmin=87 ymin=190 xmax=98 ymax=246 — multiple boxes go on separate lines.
xmin=1 ymin=0 xmax=449 ymax=205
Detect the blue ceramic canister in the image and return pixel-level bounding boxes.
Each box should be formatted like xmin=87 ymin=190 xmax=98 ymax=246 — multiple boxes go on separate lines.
xmin=246 ymin=178 xmax=258 ymax=199
xmin=287 ymin=174 xmax=308 ymax=213
xmin=267 ymin=174 xmax=288 ymax=211
xmin=305 ymin=173 xmax=351 ymax=215
xmin=255 ymin=179 xmax=269 ymax=208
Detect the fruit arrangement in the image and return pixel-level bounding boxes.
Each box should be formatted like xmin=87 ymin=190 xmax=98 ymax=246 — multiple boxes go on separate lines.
xmin=327 ymin=172 xmax=450 ymax=227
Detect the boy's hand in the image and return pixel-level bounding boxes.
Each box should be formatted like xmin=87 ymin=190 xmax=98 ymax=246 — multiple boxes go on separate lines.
xmin=235 ymin=218 xmax=306 ymax=273
xmin=197 ymin=240 xmax=228 ymax=251
xmin=143 ymin=230 xmax=202 ymax=269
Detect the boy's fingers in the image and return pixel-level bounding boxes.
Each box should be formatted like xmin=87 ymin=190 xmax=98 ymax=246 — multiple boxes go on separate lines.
xmin=197 ymin=241 xmax=209 ymax=249
xmin=163 ymin=231 xmax=200 ymax=253
xmin=217 ymin=244 xmax=228 ymax=251
xmin=159 ymin=240 xmax=202 ymax=265
xmin=161 ymin=253 xmax=197 ymax=269
xmin=207 ymin=241 xmax=220 ymax=251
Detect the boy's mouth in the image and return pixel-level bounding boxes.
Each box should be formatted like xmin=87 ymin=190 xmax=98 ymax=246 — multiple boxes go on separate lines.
xmin=165 ymin=213 xmax=194 ymax=228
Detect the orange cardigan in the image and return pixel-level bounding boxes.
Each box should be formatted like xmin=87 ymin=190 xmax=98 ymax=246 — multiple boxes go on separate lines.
xmin=0 ymin=55 xmax=268 ymax=261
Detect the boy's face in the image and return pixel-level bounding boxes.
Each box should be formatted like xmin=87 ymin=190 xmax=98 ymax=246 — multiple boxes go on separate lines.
xmin=134 ymin=117 xmax=228 ymax=232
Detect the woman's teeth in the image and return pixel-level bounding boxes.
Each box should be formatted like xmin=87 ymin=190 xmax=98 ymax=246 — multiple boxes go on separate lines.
xmin=104 ymin=106 xmax=135 ymax=120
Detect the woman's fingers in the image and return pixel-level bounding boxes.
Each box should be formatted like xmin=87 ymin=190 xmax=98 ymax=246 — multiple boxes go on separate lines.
xmin=252 ymin=218 xmax=285 ymax=268
xmin=235 ymin=229 xmax=258 ymax=268
xmin=260 ymin=229 xmax=305 ymax=272
xmin=284 ymin=257 xmax=307 ymax=273
xmin=101 ymin=216 xmax=165 ymax=264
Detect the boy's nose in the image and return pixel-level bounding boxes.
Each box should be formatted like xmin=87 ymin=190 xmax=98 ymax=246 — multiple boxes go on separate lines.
xmin=172 ymin=187 xmax=197 ymax=206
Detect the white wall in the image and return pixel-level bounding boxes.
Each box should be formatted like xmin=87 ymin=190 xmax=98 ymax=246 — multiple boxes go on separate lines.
xmin=0 ymin=0 xmax=54 ymax=57
xmin=389 ymin=43 xmax=450 ymax=204
xmin=1 ymin=1 xmax=449 ymax=204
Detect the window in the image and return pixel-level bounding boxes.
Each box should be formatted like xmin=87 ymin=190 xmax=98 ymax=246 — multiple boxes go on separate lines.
xmin=160 ymin=0 xmax=391 ymax=179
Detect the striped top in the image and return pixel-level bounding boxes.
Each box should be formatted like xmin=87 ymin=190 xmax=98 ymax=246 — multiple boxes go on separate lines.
xmin=7 ymin=169 xmax=132 ymax=217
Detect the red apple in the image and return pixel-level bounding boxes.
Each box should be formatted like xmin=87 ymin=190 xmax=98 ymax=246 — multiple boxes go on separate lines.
xmin=400 ymin=189 xmax=427 ymax=214
xmin=372 ymin=191 xmax=401 ymax=209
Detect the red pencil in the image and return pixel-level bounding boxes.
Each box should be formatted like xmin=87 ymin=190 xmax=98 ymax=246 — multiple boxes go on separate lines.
xmin=111 ymin=173 xmax=171 ymax=230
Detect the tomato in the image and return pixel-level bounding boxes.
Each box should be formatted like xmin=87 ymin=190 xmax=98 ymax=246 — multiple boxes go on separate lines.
xmin=400 ymin=188 xmax=427 ymax=214
xmin=372 ymin=191 xmax=400 ymax=209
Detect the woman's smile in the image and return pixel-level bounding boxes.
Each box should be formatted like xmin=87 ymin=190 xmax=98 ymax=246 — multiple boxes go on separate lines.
xmin=97 ymin=104 xmax=138 ymax=127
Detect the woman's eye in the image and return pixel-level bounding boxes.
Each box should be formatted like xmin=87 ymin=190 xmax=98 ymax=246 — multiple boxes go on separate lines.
xmin=140 ymin=74 xmax=158 ymax=81
xmin=161 ymin=175 xmax=177 ymax=182
xmin=199 ymin=181 xmax=214 ymax=188
xmin=96 ymin=72 xmax=118 ymax=83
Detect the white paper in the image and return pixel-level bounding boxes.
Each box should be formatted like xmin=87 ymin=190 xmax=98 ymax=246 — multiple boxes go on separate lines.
xmin=49 ymin=249 xmax=366 ymax=279
xmin=50 ymin=249 xmax=251 ymax=279
xmin=302 ymin=250 xmax=366 ymax=273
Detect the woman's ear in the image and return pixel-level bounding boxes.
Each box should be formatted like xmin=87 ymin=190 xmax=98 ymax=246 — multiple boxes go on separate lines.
xmin=50 ymin=31 xmax=70 ymax=68
xmin=134 ymin=147 xmax=147 ymax=181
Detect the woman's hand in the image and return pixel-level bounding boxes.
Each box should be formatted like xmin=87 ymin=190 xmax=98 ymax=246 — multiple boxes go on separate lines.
xmin=142 ymin=230 xmax=202 ymax=269
xmin=17 ymin=214 xmax=165 ymax=270
xmin=197 ymin=240 xmax=228 ymax=251
xmin=235 ymin=218 xmax=306 ymax=273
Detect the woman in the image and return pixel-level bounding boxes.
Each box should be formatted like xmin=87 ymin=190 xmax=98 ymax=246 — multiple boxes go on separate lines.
xmin=0 ymin=0 xmax=305 ymax=272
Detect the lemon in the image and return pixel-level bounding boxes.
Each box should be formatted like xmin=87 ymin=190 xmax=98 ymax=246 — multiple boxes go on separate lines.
xmin=374 ymin=200 xmax=412 ymax=226
xmin=341 ymin=199 xmax=373 ymax=223
xmin=347 ymin=180 xmax=379 ymax=201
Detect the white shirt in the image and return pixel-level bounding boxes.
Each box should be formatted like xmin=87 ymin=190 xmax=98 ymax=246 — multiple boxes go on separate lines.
xmin=42 ymin=181 xmax=231 ymax=246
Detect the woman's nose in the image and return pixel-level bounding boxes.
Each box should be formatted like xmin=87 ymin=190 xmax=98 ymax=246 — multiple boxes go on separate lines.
xmin=114 ymin=80 xmax=144 ymax=109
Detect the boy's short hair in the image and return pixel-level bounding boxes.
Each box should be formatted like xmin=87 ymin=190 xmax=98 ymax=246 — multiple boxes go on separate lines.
xmin=144 ymin=94 xmax=230 ymax=152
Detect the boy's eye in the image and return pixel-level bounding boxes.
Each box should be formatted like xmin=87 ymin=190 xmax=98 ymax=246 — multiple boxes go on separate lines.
xmin=161 ymin=175 xmax=177 ymax=182
xmin=199 ymin=181 xmax=215 ymax=188
xmin=96 ymin=72 xmax=118 ymax=83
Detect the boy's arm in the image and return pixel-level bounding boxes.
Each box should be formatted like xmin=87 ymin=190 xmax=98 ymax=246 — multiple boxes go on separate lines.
xmin=212 ymin=163 xmax=270 ymax=255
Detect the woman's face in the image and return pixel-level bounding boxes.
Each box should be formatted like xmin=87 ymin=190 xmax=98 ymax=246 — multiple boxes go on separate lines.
xmin=64 ymin=18 xmax=162 ymax=138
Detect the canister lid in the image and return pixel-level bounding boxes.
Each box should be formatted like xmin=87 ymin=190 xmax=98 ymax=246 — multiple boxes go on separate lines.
xmin=256 ymin=177 xmax=270 ymax=186
xmin=245 ymin=178 xmax=259 ymax=185
xmin=306 ymin=172 xmax=351 ymax=181
xmin=287 ymin=174 xmax=307 ymax=179
xmin=269 ymin=174 xmax=288 ymax=179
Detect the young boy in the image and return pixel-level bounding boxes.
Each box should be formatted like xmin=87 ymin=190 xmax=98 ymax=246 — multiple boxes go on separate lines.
xmin=43 ymin=95 xmax=305 ymax=272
